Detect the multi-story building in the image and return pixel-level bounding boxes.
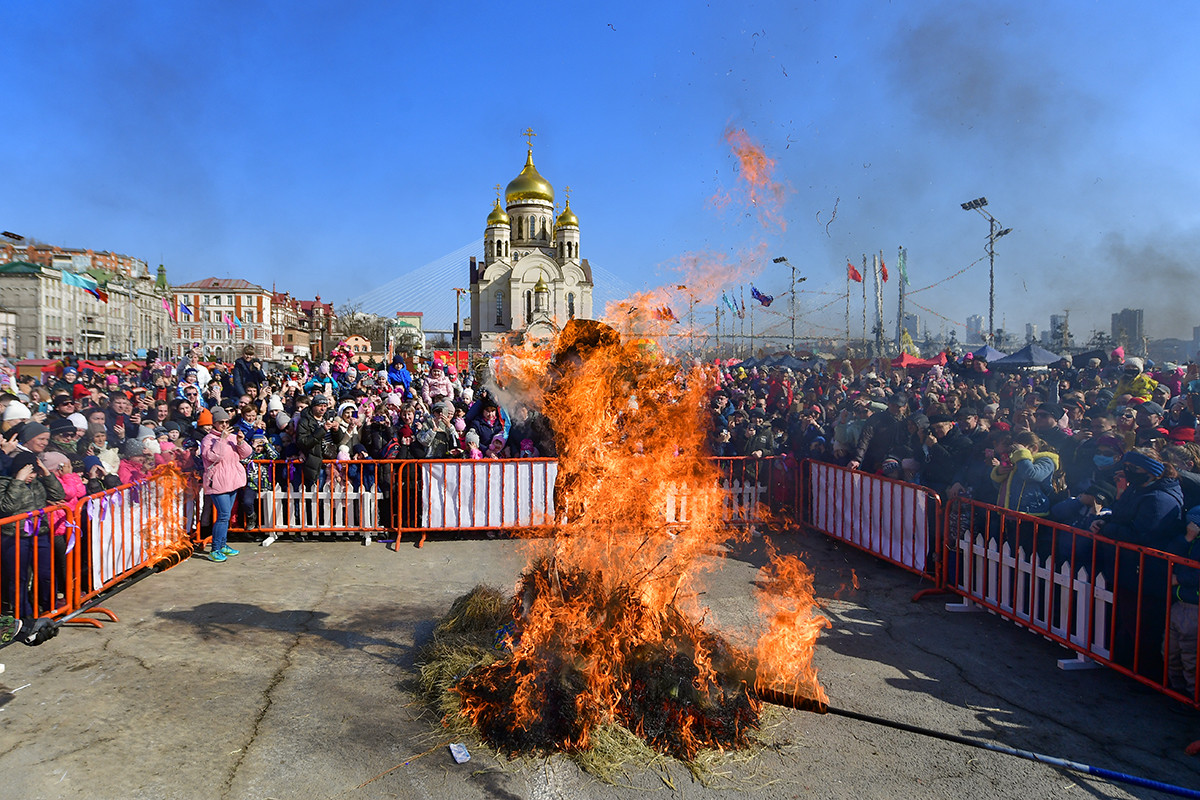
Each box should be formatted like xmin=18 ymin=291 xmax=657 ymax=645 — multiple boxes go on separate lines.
xmin=1111 ymin=308 xmax=1144 ymax=352
xmin=965 ymin=314 xmax=984 ymax=344
xmin=901 ymin=312 xmax=921 ymax=340
xmin=0 ymin=306 xmax=17 ymax=360
xmin=297 ymin=296 xmax=336 ymax=357
xmin=0 ymin=260 xmax=171 ymax=359
xmin=170 ymin=278 xmax=273 ymax=361
xmin=270 ymin=292 xmax=312 ymax=361
xmin=1 ymin=240 xmax=151 ymax=279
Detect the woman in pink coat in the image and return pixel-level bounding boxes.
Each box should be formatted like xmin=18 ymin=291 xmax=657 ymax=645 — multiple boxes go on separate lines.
xmin=200 ymin=407 xmax=252 ymax=562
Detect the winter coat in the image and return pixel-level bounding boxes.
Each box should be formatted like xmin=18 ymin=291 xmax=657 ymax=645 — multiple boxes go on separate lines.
xmin=50 ymin=472 xmax=88 ymax=539
xmin=0 ymin=473 xmax=65 ymax=538
xmin=1107 ymin=373 xmax=1158 ymax=410
xmin=200 ymin=431 xmax=252 ymax=494
xmin=421 ymin=374 xmax=454 ymax=405
xmin=118 ymin=459 xmax=148 ymax=486
xmin=1099 ymin=476 xmax=1184 ymax=551
xmin=992 ymin=447 xmax=1061 ymax=517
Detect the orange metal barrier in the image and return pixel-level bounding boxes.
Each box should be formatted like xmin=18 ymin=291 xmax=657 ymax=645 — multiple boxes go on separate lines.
xmin=0 ymin=500 xmax=76 ymax=625
xmin=800 ymin=460 xmax=943 ymax=584
xmin=213 ymin=457 xmax=785 ymax=548
xmin=0 ymin=465 xmax=197 ymax=636
xmin=940 ymin=496 xmax=1200 ymax=707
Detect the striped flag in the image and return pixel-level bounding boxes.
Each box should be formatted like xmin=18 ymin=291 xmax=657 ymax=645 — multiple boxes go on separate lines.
xmin=61 ymin=269 xmax=108 ymax=302
xmin=722 ymin=292 xmax=739 ymax=316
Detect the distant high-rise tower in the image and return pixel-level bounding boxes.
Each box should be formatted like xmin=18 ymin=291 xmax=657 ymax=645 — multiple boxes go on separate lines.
xmin=1025 ymin=323 xmax=1038 ymax=344
xmin=1111 ymin=308 xmax=1144 ymax=351
xmin=902 ymin=312 xmax=921 ymax=340
xmin=966 ymin=314 xmax=984 ymax=344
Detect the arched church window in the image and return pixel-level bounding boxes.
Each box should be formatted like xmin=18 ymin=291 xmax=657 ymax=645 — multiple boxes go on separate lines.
xmin=528 ymin=216 xmax=534 ymax=240
xmin=495 ymin=290 xmax=504 ymax=325
xmin=567 ymin=292 xmax=576 ymax=320
xmin=540 ymin=216 xmax=547 ymax=240
xmin=525 ymin=290 xmax=532 ymax=324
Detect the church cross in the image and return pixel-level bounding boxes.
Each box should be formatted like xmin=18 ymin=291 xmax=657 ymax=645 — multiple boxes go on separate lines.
xmin=523 ymin=127 xmax=537 ymax=149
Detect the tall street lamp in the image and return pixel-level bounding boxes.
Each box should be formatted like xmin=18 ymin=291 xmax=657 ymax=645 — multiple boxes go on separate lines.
xmin=960 ymin=197 xmax=1012 ymax=346
xmin=453 ymin=287 xmax=467 ymax=371
xmin=773 ymin=255 xmax=806 ymax=352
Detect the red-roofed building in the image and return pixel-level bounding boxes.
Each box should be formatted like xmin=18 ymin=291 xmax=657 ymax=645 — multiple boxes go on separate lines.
xmin=170 ymin=277 xmax=273 ymax=361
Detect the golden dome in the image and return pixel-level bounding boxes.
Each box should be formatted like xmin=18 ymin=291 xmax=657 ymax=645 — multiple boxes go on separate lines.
xmin=505 ymin=150 xmax=554 ymax=204
xmin=555 ymin=201 xmax=579 ymax=229
xmin=486 ymin=199 xmax=509 ymax=227
xmin=534 ymin=275 xmax=549 ymax=292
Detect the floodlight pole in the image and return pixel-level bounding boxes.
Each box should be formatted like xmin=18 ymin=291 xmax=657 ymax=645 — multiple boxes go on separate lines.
xmin=960 ymin=198 xmax=1011 ymax=346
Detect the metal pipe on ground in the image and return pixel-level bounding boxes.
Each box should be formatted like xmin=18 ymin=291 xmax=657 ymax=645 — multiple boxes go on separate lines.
xmin=756 ymin=687 xmax=1200 ymax=799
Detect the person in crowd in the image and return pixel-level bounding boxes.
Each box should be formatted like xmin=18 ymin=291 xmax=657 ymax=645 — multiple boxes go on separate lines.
xmin=231 ymin=345 xmax=265 ymax=398
xmin=0 ymin=450 xmax=65 ymax=627
xmin=1093 ymin=448 xmax=1184 ymax=677
xmin=1166 ymin=505 xmax=1200 ymax=699
xmin=1108 ymin=357 xmax=1157 ymax=410
xmin=200 ymin=407 xmax=252 ymax=562
xmin=848 ymin=393 xmax=907 ymax=473
xmin=297 ymin=394 xmax=342 ymax=489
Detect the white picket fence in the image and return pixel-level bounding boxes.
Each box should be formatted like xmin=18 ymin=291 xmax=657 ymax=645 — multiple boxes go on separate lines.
xmin=947 ymin=532 xmax=1114 ymax=665
xmin=259 ymin=483 xmax=381 ymax=533
xmin=249 ymin=460 xmax=768 ymax=534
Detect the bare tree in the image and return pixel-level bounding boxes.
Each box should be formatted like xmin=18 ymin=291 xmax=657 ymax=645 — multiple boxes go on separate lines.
xmin=334 ymin=302 xmax=389 ymax=344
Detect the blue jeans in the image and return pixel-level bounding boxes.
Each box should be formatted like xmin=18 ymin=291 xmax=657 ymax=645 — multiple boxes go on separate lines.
xmin=210 ymin=491 xmax=236 ymax=552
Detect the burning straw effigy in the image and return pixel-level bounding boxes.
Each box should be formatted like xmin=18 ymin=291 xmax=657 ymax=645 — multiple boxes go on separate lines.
xmin=416 ymin=320 xmax=827 ymax=774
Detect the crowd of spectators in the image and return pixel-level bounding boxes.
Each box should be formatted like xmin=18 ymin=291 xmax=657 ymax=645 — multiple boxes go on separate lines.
xmin=0 ymin=342 xmax=563 ymax=601
xmin=704 ymin=346 xmax=1200 ymax=691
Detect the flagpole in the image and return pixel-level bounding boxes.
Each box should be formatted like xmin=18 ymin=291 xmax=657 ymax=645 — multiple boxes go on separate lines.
xmin=896 ymin=246 xmax=906 ymax=353
xmin=740 ymin=286 xmax=746 ymax=357
xmin=861 ymin=254 xmax=867 ymax=355
xmin=873 ymin=252 xmax=885 ymax=358
xmin=845 ymin=267 xmax=851 ymax=357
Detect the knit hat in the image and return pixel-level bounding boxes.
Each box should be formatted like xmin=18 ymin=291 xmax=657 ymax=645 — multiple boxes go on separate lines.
xmin=39 ymin=451 xmax=70 ymax=473
xmin=142 ymin=438 xmax=161 ymax=455
xmin=137 ymin=425 xmax=156 ymax=440
xmin=18 ymin=422 xmax=49 ymax=444
xmin=83 ymin=455 xmax=103 ymax=473
xmin=122 ymin=438 xmax=144 ymax=458
xmin=398 ymin=426 xmax=414 ymax=438
xmin=1169 ymin=427 xmax=1197 ymax=443
xmin=9 ymin=451 xmax=38 ymax=475
xmin=210 ymin=407 xmax=231 ymax=423
xmin=1122 ymin=450 xmax=1165 ymax=477
xmin=47 ymin=417 xmax=76 ymax=438
xmin=73 ymin=383 xmax=90 ymax=400
xmin=3 ymin=402 xmax=31 ymax=421
xmin=197 ymin=409 xmax=213 ymax=426
xmin=68 ymin=412 xmax=88 ymax=431
xmin=267 ymin=395 xmax=284 ymax=412
xmin=1125 ymin=357 xmax=1144 ymax=373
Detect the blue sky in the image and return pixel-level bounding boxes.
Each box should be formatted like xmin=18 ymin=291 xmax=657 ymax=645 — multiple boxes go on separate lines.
xmin=4 ymin=1 xmax=1199 ymax=344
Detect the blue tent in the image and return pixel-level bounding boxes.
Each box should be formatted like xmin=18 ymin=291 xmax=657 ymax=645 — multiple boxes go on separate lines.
xmin=989 ymin=343 xmax=1065 ymax=369
xmin=972 ymin=345 xmax=1008 ymax=362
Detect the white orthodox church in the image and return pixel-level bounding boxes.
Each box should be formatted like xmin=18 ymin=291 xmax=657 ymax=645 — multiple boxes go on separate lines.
xmin=469 ymin=144 xmax=594 ymax=352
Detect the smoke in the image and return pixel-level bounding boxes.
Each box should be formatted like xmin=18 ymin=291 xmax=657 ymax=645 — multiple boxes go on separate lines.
xmin=1086 ymin=231 xmax=1200 ymax=340
xmin=886 ymin=5 xmax=1099 ymax=158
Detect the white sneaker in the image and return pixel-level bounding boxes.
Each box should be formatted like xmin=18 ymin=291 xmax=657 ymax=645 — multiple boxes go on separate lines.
xmin=261 ymin=535 xmax=276 ymax=548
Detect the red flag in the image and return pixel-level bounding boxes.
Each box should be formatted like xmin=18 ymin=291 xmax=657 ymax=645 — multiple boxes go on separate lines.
xmin=880 ymin=258 xmax=889 ymax=282
xmin=847 ymin=262 xmax=863 ymax=283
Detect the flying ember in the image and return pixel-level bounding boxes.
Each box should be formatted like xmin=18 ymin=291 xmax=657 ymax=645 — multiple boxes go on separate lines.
xmin=441 ymin=320 xmax=828 ymax=761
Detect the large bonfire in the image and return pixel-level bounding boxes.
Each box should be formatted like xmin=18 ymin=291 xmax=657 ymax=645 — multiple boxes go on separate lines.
xmin=421 ymin=319 xmax=828 ymax=764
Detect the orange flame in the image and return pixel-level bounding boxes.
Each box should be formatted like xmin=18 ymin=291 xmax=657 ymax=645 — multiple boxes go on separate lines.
xmin=454 ymin=320 xmax=826 ymax=758
xmin=720 ymin=128 xmax=788 ymax=231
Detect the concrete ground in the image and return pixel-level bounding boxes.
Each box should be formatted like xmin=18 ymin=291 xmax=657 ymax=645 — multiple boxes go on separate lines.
xmin=2 ymin=527 xmax=1199 ymax=800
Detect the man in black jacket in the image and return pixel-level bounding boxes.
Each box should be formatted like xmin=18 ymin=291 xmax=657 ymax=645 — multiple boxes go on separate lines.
xmin=231 ymin=346 xmax=265 ymax=399
xmin=849 ymin=393 xmax=906 ymax=473
xmin=296 ymin=395 xmax=342 ymax=488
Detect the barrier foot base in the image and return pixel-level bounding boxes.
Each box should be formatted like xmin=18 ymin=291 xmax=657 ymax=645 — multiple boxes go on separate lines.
xmin=1057 ymin=653 xmax=1101 ymax=671
xmin=416 ymin=533 xmax=426 ymax=548
xmin=64 ymin=606 xmax=119 ymax=628
xmin=911 ymin=587 xmax=952 ymax=603
xmin=945 ymin=599 xmax=983 ymax=613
